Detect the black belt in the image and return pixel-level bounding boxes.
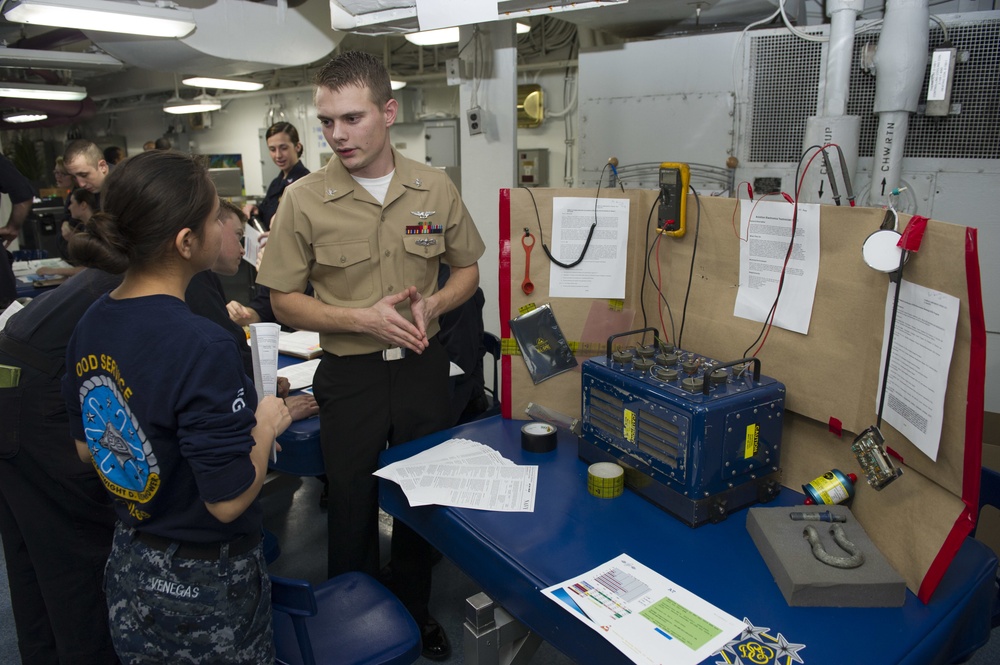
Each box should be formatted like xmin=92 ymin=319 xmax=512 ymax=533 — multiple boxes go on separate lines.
xmin=135 ymin=529 xmax=261 ymax=561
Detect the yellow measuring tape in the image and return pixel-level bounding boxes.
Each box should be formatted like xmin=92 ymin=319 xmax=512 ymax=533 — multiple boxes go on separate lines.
xmin=587 ymin=462 xmax=624 ymax=499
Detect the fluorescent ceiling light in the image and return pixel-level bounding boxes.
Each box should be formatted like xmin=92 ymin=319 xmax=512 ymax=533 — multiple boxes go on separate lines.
xmin=405 ymin=26 xmax=459 ymax=46
xmin=3 ymin=0 xmax=197 ymax=39
xmin=0 ymin=82 xmax=87 ymax=100
xmin=390 ymin=80 xmax=407 ymax=90
xmin=0 ymin=47 xmax=123 ymax=70
xmin=404 ymin=22 xmax=528 ymax=46
xmin=182 ymin=77 xmax=263 ymax=92
xmin=163 ymin=92 xmax=222 ymax=115
xmin=3 ymin=112 xmax=48 ymax=123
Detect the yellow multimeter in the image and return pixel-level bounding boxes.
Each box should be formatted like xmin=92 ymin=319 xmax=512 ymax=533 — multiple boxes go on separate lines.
xmin=657 ymin=162 xmax=690 ymax=237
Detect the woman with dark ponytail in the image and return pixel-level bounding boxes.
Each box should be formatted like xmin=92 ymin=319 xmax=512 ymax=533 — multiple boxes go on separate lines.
xmin=243 ymin=121 xmax=309 ymax=231
xmin=62 ymin=150 xmax=291 ymax=664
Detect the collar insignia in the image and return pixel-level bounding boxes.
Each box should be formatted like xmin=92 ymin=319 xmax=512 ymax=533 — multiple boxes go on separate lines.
xmin=414 ymin=178 xmax=422 ymax=187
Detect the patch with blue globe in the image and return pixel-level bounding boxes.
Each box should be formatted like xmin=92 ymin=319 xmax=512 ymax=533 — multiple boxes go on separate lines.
xmin=79 ymin=375 xmax=160 ymax=504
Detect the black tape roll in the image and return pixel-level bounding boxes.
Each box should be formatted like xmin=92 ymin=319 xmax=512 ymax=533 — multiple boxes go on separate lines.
xmin=521 ymin=422 xmax=557 ymax=453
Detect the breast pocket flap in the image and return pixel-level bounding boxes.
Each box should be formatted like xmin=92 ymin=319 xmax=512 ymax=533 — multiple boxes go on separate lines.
xmin=315 ymin=241 xmax=371 ymax=269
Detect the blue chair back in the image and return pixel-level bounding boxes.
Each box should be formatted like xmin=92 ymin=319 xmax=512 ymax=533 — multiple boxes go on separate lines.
xmin=973 ymin=465 xmax=1000 ymax=629
xmin=271 ymin=571 xmax=421 ymax=665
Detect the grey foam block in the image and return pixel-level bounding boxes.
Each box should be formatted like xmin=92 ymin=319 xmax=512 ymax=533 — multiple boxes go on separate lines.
xmin=746 ymin=505 xmax=906 ymax=607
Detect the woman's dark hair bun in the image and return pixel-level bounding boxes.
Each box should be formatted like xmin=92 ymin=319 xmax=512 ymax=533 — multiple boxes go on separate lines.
xmin=68 ymin=211 xmax=129 ymax=274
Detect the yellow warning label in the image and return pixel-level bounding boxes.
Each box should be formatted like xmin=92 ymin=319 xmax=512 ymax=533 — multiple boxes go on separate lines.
xmin=624 ymin=409 xmax=636 ymax=443
xmin=744 ymin=424 xmax=759 ymax=459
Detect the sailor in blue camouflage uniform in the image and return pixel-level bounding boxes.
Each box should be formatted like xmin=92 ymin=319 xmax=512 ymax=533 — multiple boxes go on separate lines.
xmin=61 ymin=150 xmax=291 ymax=664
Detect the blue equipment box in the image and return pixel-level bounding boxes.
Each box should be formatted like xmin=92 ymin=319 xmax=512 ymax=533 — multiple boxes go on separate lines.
xmin=579 ymin=328 xmax=785 ymax=526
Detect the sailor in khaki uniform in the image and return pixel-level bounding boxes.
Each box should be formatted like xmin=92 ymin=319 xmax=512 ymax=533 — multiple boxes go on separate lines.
xmin=257 ymin=51 xmax=484 ymax=661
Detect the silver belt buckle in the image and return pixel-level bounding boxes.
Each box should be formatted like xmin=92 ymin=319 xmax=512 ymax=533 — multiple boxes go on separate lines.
xmin=382 ymin=347 xmax=406 ymax=361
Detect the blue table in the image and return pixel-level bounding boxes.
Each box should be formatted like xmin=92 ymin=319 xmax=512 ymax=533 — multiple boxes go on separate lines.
xmin=379 ymin=416 xmax=998 ymax=665
xmin=15 ymin=277 xmax=61 ymax=299
xmin=271 ymin=354 xmax=323 ymax=476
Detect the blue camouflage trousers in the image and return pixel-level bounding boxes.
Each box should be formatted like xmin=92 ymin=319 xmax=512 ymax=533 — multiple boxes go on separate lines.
xmin=105 ymin=522 xmax=274 ymax=664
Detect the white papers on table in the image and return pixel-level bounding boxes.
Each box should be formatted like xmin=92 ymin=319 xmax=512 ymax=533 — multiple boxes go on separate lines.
xmin=242 ymin=224 xmax=263 ymax=267
xmin=548 ymin=197 xmax=630 ymax=299
xmin=375 ymin=438 xmax=537 ymax=512
xmin=542 ymin=553 xmax=745 ymax=665
xmin=11 ymin=259 xmax=70 ymax=279
xmin=734 ymin=200 xmax=820 ymax=335
xmin=0 ymin=300 xmax=24 ymax=331
xmin=281 ymin=358 xmax=321 ymax=391
xmin=278 ymin=330 xmax=322 ymax=359
xmin=877 ymin=280 xmax=959 ymax=462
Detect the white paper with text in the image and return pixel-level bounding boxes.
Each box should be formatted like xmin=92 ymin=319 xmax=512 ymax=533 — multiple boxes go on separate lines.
xmin=734 ymin=200 xmax=820 ymax=334
xmin=548 ymin=197 xmax=630 ymax=299
xmin=877 ymin=280 xmax=959 ymax=461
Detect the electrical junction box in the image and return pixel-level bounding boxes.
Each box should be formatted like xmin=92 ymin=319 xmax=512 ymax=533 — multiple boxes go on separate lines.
xmin=517 ymin=149 xmax=548 ymax=187
xmin=579 ymin=336 xmax=784 ymax=527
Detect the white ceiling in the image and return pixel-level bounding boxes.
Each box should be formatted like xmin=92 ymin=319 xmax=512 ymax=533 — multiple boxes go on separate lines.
xmin=0 ymin=0 xmax=794 ymax=116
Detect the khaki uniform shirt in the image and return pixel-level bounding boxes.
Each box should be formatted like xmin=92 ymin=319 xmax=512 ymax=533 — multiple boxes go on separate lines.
xmin=257 ymin=149 xmax=485 ymax=356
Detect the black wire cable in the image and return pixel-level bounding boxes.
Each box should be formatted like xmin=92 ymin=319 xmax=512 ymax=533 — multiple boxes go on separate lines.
xmin=877 ymin=252 xmax=908 ymax=429
xmin=676 ymin=185 xmax=701 ymax=349
xmin=741 ymin=145 xmax=821 ymax=358
xmin=639 ymin=196 xmax=677 ymax=343
xmin=521 ymin=164 xmax=607 ymax=269
xmin=639 ymin=195 xmax=656 ymax=330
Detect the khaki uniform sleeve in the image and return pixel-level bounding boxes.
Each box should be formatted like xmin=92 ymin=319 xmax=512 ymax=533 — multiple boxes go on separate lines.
xmin=441 ymin=178 xmax=485 ymax=268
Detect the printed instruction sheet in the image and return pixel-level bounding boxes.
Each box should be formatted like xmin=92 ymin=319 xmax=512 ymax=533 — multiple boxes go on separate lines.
xmin=734 ymin=200 xmax=820 ymax=334
xmin=542 ymin=553 xmax=745 ymax=665
xmin=548 ymin=196 xmax=630 ymax=299
xmin=877 ymin=280 xmax=959 ymax=461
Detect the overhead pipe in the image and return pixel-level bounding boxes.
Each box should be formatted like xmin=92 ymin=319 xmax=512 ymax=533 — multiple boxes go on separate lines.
xmin=869 ymin=0 xmax=929 ymax=206
xmin=800 ymin=0 xmax=864 ymax=206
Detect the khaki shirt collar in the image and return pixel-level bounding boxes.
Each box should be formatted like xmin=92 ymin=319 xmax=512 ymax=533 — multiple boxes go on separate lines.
xmin=321 ymin=147 xmax=430 ymax=206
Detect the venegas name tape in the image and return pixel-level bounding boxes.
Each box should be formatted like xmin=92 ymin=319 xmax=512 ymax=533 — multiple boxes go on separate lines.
xmin=588 ymin=462 xmax=624 ymax=499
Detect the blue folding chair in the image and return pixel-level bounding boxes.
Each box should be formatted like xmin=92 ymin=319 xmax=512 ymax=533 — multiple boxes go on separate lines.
xmin=271 ymin=571 xmax=421 ymax=665
xmin=262 ymin=528 xmax=281 ymax=565
xmin=973 ymin=465 xmax=1000 ymax=629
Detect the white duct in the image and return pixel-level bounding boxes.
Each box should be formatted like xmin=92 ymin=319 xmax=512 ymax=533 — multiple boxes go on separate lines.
xmin=824 ymin=0 xmax=864 ymax=117
xmin=799 ymin=0 xmax=863 ymax=206
xmin=870 ymin=0 xmax=929 ymax=204
xmin=88 ymin=0 xmax=343 ymax=77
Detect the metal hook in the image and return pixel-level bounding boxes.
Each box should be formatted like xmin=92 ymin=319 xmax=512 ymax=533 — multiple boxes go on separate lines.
xmin=803 ymin=524 xmax=865 ymax=569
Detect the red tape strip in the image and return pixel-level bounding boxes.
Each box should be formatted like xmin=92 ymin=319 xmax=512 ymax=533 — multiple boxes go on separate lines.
xmin=916 ymin=226 xmax=985 ymax=604
xmin=897 ymin=215 xmax=929 ymax=252
xmin=499 ymin=189 xmax=513 ymax=419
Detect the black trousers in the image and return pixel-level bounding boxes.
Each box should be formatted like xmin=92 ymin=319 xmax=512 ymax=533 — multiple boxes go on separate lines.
xmin=312 ymin=337 xmax=451 ymax=626
xmin=0 ymin=354 xmax=118 ymax=664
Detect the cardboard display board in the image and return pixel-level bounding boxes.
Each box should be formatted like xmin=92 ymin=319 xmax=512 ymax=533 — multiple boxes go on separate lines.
xmin=498 ymin=188 xmax=984 ymax=602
